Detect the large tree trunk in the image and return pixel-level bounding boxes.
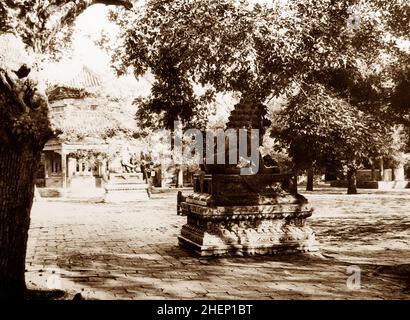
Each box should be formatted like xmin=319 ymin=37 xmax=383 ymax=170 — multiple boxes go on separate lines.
xmin=347 ymin=168 xmax=358 ymax=195
xmin=371 ymin=161 xmax=376 ymax=181
xmin=0 ymin=144 xmax=40 ymax=300
xmin=0 ymin=64 xmax=50 ymax=299
xmin=0 ymin=0 xmax=132 ymax=300
xmin=306 ymin=167 xmax=314 ymax=191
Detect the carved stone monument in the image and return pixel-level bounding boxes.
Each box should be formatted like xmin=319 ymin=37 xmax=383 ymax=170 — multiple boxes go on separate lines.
xmin=178 ymin=100 xmax=318 ymax=256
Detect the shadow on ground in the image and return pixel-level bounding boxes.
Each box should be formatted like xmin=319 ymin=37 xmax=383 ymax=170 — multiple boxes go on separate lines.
xmin=47 ymin=244 xmax=409 ymax=299
xmin=26 ymin=189 xmax=410 ymax=299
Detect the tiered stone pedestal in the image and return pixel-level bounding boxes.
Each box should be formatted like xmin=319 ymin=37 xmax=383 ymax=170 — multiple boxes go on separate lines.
xmin=104 ymin=173 xmax=148 ymax=202
xmin=178 ymin=173 xmax=318 ymax=256
xmin=178 ymin=100 xmax=318 ymax=256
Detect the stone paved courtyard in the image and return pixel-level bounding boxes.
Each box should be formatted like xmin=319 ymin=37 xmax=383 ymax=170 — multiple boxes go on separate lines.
xmin=26 ymin=188 xmax=410 ymax=299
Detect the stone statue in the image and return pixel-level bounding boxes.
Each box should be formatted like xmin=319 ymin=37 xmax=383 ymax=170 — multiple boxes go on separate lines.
xmin=120 ymin=147 xmax=137 ymax=173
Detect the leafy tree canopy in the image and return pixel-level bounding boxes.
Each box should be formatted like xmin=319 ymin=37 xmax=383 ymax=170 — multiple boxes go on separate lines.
xmin=272 ymin=84 xmax=395 ymax=171
xmin=111 ymin=0 xmax=409 ymax=127
xmin=0 ymin=0 xmax=132 ymax=53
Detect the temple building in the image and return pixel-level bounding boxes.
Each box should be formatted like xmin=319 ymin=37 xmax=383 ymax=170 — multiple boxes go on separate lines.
xmin=35 ymin=65 xmax=144 ymax=194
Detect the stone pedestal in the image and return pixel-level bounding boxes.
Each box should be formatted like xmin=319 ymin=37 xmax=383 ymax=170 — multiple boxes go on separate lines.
xmin=178 ymin=173 xmax=318 ymax=256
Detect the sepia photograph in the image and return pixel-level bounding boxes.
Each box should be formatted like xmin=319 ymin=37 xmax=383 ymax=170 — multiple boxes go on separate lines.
xmin=0 ymin=0 xmax=409 ymax=305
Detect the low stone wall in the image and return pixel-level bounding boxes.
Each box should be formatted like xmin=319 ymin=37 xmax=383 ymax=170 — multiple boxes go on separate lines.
xmin=38 ymin=188 xmax=66 ymax=198
xmin=330 ymin=180 xmax=409 ymax=189
xmin=356 ymin=169 xmax=381 ymax=181
xmin=37 ymin=187 xmax=105 ymax=198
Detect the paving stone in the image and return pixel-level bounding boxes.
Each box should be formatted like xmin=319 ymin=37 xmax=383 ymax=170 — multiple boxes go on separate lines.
xmin=25 ymin=189 xmax=410 ymax=299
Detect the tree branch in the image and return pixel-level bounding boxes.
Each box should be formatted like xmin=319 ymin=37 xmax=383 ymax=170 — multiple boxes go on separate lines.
xmin=39 ymin=0 xmax=133 ymax=53
xmin=94 ymin=0 xmax=133 ymax=10
xmin=0 ymin=69 xmax=30 ymax=112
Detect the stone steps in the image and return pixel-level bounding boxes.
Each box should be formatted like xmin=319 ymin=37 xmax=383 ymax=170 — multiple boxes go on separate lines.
xmin=104 ymin=173 xmax=149 ymax=202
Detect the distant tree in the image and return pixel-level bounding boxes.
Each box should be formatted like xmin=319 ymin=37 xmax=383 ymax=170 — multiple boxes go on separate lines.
xmin=273 ymin=84 xmax=395 ymax=194
xmin=390 ymin=64 xmax=410 ymax=126
xmin=0 ymin=0 xmax=132 ymax=300
xmin=269 ymin=0 xmax=409 ymax=193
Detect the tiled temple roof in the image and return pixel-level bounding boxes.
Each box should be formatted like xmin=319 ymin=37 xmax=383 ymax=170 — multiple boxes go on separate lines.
xmin=47 ymin=65 xmax=103 ymax=102
xmin=64 ymin=65 xmax=102 ymax=89
xmin=46 ymin=65 xmax=140 ymax=143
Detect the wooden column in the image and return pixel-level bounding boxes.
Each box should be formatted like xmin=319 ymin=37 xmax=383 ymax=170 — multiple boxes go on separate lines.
xmin=61 ymin=147 xmax=67 ymax=189
xmin=44 ymin=152 xmax=49 ymax=179
xmin=178 ymin=166 xmax=184 ymax=188
xmin=160 ymin=159 xmax=165 ymax=188
xmin=379 ymin=158 xmax=384 ymax=181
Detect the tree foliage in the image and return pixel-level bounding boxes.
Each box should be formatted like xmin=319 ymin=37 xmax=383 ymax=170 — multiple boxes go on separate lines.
xmin=273 ymin=84 xmax=394 ymax=172
xmin=112 ymin=0 xmax=409 ymax=130
xmin=0 ymin=0 xmax=132 ymax=53
xmin=118 ymin=2 xmax=405 ymax=94
xmin=110 ymin=0 xmax=409 ymax=187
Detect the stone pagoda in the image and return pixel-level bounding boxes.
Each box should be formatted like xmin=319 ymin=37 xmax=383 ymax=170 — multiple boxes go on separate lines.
xmin=178 ymin=100 xmax=318 ymax=256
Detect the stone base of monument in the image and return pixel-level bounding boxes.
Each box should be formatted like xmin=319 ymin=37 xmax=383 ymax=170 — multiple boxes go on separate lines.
xmin=178 ymin=201 xmax=318 ymax=256
xmin=104 ymin=173 xmax=149 ymax=202
xmin=178 ymin=173 xmax=319 ymax=256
